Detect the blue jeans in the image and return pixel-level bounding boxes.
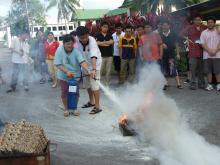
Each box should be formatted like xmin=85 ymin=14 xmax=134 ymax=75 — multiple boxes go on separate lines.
xmin=10 ymin=63 xmax=29 ymax=88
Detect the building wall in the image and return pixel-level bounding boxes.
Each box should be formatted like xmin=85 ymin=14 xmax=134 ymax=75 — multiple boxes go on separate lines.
xmin=30 ymin=22 xmax=78 ymax=41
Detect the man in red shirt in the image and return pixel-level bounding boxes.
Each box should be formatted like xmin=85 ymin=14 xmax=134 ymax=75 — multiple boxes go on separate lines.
xmin=181 ymin=15 xmax=206 ymax=90
xmin=138 ymin=23 xmax=163 ymax=64
xmin=44 ymin=32 xmax=59 ymax=88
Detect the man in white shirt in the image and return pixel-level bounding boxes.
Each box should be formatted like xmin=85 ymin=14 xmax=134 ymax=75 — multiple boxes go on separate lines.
xmin=7 ymin=30 xmax=30 ymax=93
xmin=112 ymin=23 xmax=124 ymax=82
xmin=200 ymin=17 xmax=220 ymax=91
xmin=75 ymin=26 xmax=102 ymax=114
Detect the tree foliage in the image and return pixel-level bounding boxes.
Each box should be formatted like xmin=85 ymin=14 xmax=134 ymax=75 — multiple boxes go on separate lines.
xmin=133 ymin=0 xmax=203 ymax=13
xmin=46 ymin=0 xmax=80 ymax=21
xmin=7 ymin=0 xmax=47 ymax=35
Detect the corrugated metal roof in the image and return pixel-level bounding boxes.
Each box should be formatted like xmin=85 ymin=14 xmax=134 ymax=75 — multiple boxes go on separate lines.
xmin=105 ymin=8 xmax=127 ymax=16
xmin=73 ymin=9 xmax=109 ymax=20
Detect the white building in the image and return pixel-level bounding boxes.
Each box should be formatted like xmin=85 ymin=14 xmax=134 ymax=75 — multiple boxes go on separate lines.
xmin=30 ymin=16 xmax=78 ymax=41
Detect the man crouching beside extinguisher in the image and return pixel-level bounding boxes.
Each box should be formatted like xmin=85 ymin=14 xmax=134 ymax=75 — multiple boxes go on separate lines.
xmin=54 ymin=34 xmax=92 ymax=117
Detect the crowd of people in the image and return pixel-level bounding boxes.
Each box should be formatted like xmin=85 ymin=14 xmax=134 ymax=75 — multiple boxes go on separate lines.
xmin=3 ymin=15 xmax=220 ymax=117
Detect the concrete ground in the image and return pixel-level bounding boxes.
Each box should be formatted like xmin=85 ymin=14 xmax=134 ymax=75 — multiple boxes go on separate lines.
xmin=0 ymin=48 xmax=220 ymax=165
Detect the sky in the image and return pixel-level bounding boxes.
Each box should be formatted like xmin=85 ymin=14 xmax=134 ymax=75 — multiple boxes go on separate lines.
xmin=0 ymin=0 xmax=124 ymax=17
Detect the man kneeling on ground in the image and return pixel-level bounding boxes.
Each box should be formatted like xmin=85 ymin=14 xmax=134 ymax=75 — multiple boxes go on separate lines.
xmin=54 ymin=34 xmax=91 ymax=117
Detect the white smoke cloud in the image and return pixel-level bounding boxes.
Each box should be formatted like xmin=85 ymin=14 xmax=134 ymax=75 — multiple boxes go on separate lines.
xmin=101 ymin=64 xmax=220 ymax=165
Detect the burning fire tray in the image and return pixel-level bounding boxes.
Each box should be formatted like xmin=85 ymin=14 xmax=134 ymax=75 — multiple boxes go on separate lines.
xmin=119 ymin=123 xmax=136 ymax=136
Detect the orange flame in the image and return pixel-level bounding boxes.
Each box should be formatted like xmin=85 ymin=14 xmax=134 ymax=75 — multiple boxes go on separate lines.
xmin=118 ymin=114 xmax=128 ymax=126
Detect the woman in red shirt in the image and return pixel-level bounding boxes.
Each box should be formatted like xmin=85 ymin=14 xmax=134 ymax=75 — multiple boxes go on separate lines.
xmin=44 ymin=32 xmax=59 ymax=88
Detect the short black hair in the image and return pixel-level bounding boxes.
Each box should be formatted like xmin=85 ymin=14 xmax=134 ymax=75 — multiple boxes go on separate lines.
xmin=115 ymin=23 xmax=122 ymax=28
xmin=207 ymin=16 xmax=216 ymax=23
xmin=63 ymin=34 xmax=75 ymax=44
xmin=76 ymin=26 xmax=89 ymax=37
xmin=161 ymin=20 xmax=170 ymax=25
xmin=101 ymin=21 xmax=109 ymax=27
xmin=124 ymin=24 xmax=132 ymax=30
xmin=70 ymin=31 xmax=76 ymax=37
xmin=193 ymin=14 xmax=202 ymax=20
xmin=48 ymin=32 xmax=54 ymax=36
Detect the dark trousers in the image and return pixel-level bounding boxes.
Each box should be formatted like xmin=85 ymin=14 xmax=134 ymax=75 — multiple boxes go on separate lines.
xmin=10 ymin=63 xmax=28 ymax=89
xmin=189 ymin=57 xmax=205 ymax=86
xmin=113 ymin=56 xmax=121 ymax=73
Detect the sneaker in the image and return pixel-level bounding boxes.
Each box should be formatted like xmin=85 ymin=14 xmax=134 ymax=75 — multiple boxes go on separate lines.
xmin=217 ymin=84 xmax=220 ymax=91
xmin=6 ymin=87 xmax=16 ymax=93
xmin=205 ymin=84 xmax=214 ymax=91
xmin=184 ymin=79 xmax=190 ymax=84
xmin=39 ymin=78 xmax=46 ymax=84
xmin=6 ymin=88 xmax=13 ymax=93
xmin=51 ymin=83 xmax=57 ymax=88
xmin=177 ymin=85 xmax=183 ymax=89
xmin=163 ymin=85 xmax=169 ymax=90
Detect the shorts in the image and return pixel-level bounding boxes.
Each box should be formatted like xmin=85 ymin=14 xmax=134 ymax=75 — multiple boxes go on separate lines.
xmin=204 ymin=58 xmax=220 ymax=75
xmin=46 ymin=59 xmax=57 ymax=76
xmin=83 ymin=70 xmax=100 ymax=91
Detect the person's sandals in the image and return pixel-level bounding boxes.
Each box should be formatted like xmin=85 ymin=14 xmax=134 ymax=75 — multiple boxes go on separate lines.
xmin=89 ymin=107 xmax=102 ymax=115
xmin=163 ymin=85 xmax=169 ymax=90
xmin=64 ymin=111 xmax=70 ymax=117
xmin=70 ymin=110 xmax=80 ymax=116
xmin=177 ymin=85 xmax=183 ymax=89
xmin=51 ymin=84 xmax=57 ymax=88
xmin=82 ymin=102 xmax=95 ymax=108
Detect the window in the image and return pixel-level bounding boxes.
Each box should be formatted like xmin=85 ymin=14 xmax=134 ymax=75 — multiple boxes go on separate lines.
xmin=34 ymin=27 xmax=38 ymax=32
xmin=47 ymin=27 xmax=51 ymax=31
xmin=40 ymin=27 xmax=44 ymax=31
xmin=52 ymin=26 xmax=57 ymax=31
xmin=58 ymin=26 xmax=63 ymax=31
xmin=69 ymin=26 xmax=73 ymax=30
xmin=62 ymin=26 xmax=66 ymax=30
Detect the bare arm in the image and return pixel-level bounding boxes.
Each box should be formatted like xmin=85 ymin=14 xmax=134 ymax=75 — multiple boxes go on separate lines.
xmin=159 ymin=44 xmax=163 ymax=59
xmin=80 ymin=61 xmax=90 ymax=74
xmin=97 ymin=41 xmax=109 ymax=47
xmin=90 ymin=57 xmax=97 ymax=79
xmin=11 ymin=48 xmax=22 ymax=55
xmin=104 ymin=39 xmax=114 ymax=45
xmin=214 ymin=42 xmax=220 ymax=53
xmin=57 ymin=65 xmax=69 ymax=74
xmin=176 ymin=43 xmax=180 ymax=60
xmin=202 ymin=44 xmax=215 ymax=56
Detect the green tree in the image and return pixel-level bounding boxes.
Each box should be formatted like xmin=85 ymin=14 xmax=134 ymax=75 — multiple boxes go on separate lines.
xmin=133 ymin=0 xmax=203 ymax=13
xmin=7 ymin=0 xmax=47 ymax=35
xmin=46 ymin=0 xmax=80 ymax=33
